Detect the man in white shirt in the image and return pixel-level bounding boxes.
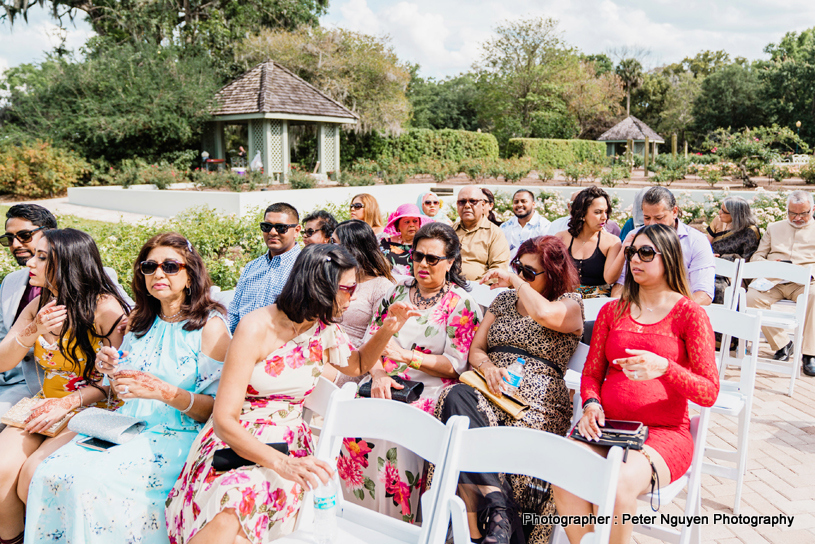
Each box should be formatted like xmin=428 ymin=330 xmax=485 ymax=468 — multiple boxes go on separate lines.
xmin=500 ymin=189 xmax=551 ymax=259
xmin=548 ymin=191 xmax=578 ymax=235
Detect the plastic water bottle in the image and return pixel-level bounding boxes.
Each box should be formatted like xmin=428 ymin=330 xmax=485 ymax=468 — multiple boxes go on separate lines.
xmin=503 ymin=357 xmax=526 ymax=396
xmin=313 ymin=478 xmax=338 ymax=544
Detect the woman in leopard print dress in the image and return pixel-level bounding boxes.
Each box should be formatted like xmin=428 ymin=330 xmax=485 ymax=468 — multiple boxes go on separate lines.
xmin=435 ymin=236 xmax=584 ymax=544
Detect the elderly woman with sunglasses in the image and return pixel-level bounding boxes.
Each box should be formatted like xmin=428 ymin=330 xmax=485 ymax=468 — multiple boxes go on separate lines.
xmin=434 ymin=235 xmax=583 ymax=544
xmin=554 ymin=224 xmax=718 ymax=544
xmin=417 ymin=191 xmax=451 ymax=225
xmin=22 ymin=232 xmax=231 ymax=544
xmin=337 ymin=222 xmax=482 ymax=522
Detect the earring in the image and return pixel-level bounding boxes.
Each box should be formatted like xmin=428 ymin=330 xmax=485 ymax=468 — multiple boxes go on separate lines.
xmin=185 ymin=287 xmax=191 ymax=295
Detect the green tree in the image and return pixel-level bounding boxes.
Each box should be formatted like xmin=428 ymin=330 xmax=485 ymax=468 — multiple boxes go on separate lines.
xmin=692 ymin=63 xmax=765 ymax=135
xmin=0 ymin=43 xmax=219 ymax=164
xmin=616 ymin=58 xmax=643 ymax=116
xmin=407 ymin=71 xmax=480 ymax=131
xmin=236 ymin=26 xmax=411 ymax=134
xmin=664 ymin=50 xmax=735 ymax=78
xmin=563 ymin=60 xmax=624 ymax=139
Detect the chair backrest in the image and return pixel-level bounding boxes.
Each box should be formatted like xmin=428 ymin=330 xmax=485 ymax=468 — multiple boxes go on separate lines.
xmin=567 ymin=341 xmax=590 ymax=374
xmin=739 ymin=260 xmax=812 ymax=285
xmin=582 ymin=297 xmax=616 ymax=322
xmin=713 ymin=257 xmax=743 ymax=310
xmin=466 ymin=281 xmax=507 ymax=312
xmin=703 ymin=305 xmax=762 ymax=395
xmin=438 ymin=426 xmax=623 ymax=544
xmin=302 ymin=377 xmax=342 ymax=432
xmin=565 ymin=342 xmax=591 ymax=428
xmin=307 ymin=392 xmax=467 ymax=544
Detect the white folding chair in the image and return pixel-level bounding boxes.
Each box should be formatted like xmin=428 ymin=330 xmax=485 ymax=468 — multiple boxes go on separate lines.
xmin=466 ymin=281 xmax=507 ymax=314
xmin=696 ymin=305 xmax=762 ymax=514
xmin=277 ymin=393 xmax=469 ymax=544
xmin=302 ymin=377 xmax=343 ymax=436
xmin=564 ymin=342 xmax=590 ymax=428
xmin=581 ymin=297 xmax=616 ymax=322
xmin=438 ymin=426 xmax=623 ymax=544
xmin=739 ymin=260 xmax=812 ymax=396
xmin=713 ymin=257 xmax=743 ymax=310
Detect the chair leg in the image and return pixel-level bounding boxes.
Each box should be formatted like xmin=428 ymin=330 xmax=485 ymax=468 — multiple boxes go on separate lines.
xmin=733 ymin=409 xmax=751 ymax=515
xmin=789 ymin=326 xmax=804 ymax=396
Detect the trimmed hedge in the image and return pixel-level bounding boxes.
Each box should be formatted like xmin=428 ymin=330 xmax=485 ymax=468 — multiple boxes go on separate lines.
xmin=507 ymin=138 xmax=606 ymax=168
xmin=378 ymin=129 xmax=499 ymax=164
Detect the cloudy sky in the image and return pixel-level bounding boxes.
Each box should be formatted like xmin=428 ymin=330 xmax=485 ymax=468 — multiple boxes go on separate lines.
xmin=2 ymin=1 xmax=815 ymax=79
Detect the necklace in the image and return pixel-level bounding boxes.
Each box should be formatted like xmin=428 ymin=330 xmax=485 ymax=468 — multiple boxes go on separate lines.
xmin=160 ymin=308 xmax=183 ymax=321
xmin=411 ymin=282 xmax=450 ymax=309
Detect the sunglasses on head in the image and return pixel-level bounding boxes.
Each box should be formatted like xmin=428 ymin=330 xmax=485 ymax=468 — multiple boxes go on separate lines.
xmin=350 ymin=203 xmax=365 ymax=210
xmin=260 ymin=222 xmax=298 ymax=234
xmin=511 ymin=259 xmax=545 ymax=282
xmin=140 ymin=260 xmax=187 ymax=275
xmin=338 ymin=283 xmax=357 ymax=296
xmin=456 ymin=198 xmax=485 ymax=207
xmin=0 ymin=226 xmax=46 ymax=247
xmin=424 ymin=200 xmax=440 ymax=206
xmin=411 ymin=251 xmax=450 ymax=266
xmin=624 ymin=246 xmax=662 ymax=262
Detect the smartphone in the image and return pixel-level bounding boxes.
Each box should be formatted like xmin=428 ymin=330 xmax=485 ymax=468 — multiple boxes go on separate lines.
xmin=600 ymin=420 xmax=643 ymax=435
xmin=77 ymin=436 xmax=118 ymax=451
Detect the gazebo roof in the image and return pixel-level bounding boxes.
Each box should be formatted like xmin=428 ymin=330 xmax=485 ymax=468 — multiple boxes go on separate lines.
xmin=211 ymin=60 xmax=358 ymax=122
xmin=597 ymin=116 xmax=664 ymax=143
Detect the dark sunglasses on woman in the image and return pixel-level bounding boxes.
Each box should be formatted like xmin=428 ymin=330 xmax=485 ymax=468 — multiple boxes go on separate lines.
xmin=301 ymin=228 xmax=319 ymax=238
xmin=511 ymin=259 xmax=545 ymax=282
xmin=411 ymin=251 xmax=450 ymax=266
xmin=624 ymin=246 xmax=662 ymax=262
xmin=338 ymin=283 xmax=358 ymax=296
xmin=0 ymin=226 xmax=47 ymax=247
xmin=260 ymin=222 xmax=298 ymax=234
xmin=140 ymin=260 xmax=187 ymax=275
xmin=424 ymin=200 xmax=440 ymax=206
xmin=349 ymin=203 xmax=365 ymax=210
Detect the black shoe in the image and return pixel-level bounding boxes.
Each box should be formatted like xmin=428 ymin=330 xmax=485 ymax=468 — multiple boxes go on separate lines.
xmin=478 ymin=492 xmax=511 ymax=544
xmin=774 ymin=341 xmax=794 ymax=361
xmin=803 ymin=356 xmax=815 ymax=377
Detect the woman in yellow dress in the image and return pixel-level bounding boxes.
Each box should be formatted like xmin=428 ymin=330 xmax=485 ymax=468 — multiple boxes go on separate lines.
xmin=0 ymin=228 xmax=129 ymax=543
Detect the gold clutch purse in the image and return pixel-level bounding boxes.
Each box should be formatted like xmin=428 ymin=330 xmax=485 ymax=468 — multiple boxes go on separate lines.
xmin=459 ymin=370 xmax=529 ymax=420
xmin=0 ymin=393 xmax=76 ymax=437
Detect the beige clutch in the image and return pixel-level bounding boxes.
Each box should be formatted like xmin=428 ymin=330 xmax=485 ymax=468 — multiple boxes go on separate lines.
xmin=459 ymin=370 xmax=529 ymax=420
xmin=0 ymin=394 xmax=76 ymax=437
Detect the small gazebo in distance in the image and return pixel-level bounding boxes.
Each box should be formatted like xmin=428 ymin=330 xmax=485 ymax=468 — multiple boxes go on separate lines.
xmin=597 ymin=116 xmax=664 ymax=158
xmin=203 ymin=60 xmax=358 ymax=181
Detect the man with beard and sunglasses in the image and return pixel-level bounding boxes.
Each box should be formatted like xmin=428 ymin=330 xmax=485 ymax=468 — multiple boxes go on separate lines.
xmin=0 ymin=204 xmax=57 ymax=425
xmin=227 ymin=202 xmax=301 ymax=333
xmin=501 ymin=189 xmax=551 ymax=260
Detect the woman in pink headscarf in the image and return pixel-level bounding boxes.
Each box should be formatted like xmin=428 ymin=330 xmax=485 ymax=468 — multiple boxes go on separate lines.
xmin=379 ymin=204 xmax=432 ymax=277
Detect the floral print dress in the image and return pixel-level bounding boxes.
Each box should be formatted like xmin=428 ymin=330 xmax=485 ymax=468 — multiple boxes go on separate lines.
xmin=165 ymin=321 xmax=355 ymax=544
xmin=338 ymin=281 xmax=481 ymax=523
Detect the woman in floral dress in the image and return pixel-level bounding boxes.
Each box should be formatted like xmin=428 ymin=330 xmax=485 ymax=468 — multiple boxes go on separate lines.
xmin=166 ymin=244 xmax=418 ymax=544
xmin=338 ymin=222 xmax=481 ymax=523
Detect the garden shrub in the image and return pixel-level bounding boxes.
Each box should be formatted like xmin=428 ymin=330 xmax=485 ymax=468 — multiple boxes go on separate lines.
xmin=600 ymin=165 xmax=629 ymax=188
xmin=378 ymin=129 xmax=499 ymax=164
xmin=507 ymin=138 xmax=605 ymax=168
xmin=338 ymin=171 xmax=375 ymax=186
xmin=800 ymin=161 xmax=815 ymax=184
xmin=288 ymin=169 xmax=317 ymax=189
xmin=0 ymin=140 xmax=90 ymax=198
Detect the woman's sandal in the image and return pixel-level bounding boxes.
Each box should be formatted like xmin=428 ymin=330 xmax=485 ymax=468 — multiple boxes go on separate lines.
xmin=476 ymin=492 xmax=512 ymax=544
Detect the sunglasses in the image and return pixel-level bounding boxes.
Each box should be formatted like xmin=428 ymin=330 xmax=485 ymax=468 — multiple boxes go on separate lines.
xmin=301 ymin=228 xmax=319 ymax=238
xmin=350 ymin=203 xmax=365 ymax=210
xmin=260 ymin=222 xmax=298 ymax=234
xmin=140 ymin=260 xmax=187 ymax=275
xmin=456 ymin=198 xmax=485 ymax=207
xmin=338 ymin=283 xmax=358 ymax=296
xmin=411 ymin=251 xmax=450 ymax=266
xmin=511 ymin=259 xmax=545 ymax=282
xmin=424 ymin=200 xmax=440 ymax=206
xmin=624 ymin=246 xmax=662 ymax=262
xmin=0 ymin=226 xmax=46 ymax=247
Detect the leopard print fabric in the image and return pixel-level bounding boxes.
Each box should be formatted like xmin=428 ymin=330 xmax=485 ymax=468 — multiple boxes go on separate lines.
xmin=434 ymin=290 xmax=584 ymax=544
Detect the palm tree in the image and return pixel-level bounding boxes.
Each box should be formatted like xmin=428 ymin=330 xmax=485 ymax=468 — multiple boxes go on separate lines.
xmin=616 ymin=58 xmax=643 ymax=116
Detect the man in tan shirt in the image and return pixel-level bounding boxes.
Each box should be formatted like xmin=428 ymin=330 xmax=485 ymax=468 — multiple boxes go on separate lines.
xmin=746 ymin=190 xmax=815 ymax=376
xmin=453 ymin=185 xmax=510 ymax=281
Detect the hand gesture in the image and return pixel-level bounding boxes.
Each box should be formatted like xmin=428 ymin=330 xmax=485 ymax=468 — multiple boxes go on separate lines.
xmin=370 ymin=370 xmax=403 ymax=400
xmin=112 ymin=369 xmax=177 ymax=402
xmin=576 ymin=403 xmax=605 ymax=442
xmin=34 ymin=300 xmax=68 ymax=337
xmin=614 ymin=349 xmax=669 ymax=381
xmin=480 ymin=269 xmax=515 ymax=289
xmin=272 ymin=454 xmax=334 ymax=491
xmin=96 ymin=347 xmax=126 ymax=375
xmin=481 ymin=362 xmax=509 ymax=396
xmin=382 ymin=302 xmax=421 ymax=334
xmin=24 ymin=396 xmax=77 ymax=434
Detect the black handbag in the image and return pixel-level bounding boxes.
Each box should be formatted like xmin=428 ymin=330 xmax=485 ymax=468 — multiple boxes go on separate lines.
xmin=358 ymin=375 xmax=425 ymax=404
xmin=212 ymin=442 xmax=289 ymax=472
xmin=569 ymin=421 xmax=648 ymax=462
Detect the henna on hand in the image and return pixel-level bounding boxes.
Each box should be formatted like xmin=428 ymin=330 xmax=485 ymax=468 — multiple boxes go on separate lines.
xmin=115 ymin=369 xmax=176 ymax=401
xmin=24 ymin=396 xmax=77 ymax=423
xmin=22 ymin=321 xmax=38 ymax=338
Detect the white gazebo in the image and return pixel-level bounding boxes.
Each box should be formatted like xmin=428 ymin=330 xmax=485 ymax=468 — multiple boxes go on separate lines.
xmin=598 ymin=116 xmax=664 ymax=158
xmin=202 ymin=60 xmax=358 ymax=181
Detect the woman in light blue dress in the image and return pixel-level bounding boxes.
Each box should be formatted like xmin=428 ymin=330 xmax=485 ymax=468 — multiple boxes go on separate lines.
xmin=22 ymin=233 xmax=231 ymax=544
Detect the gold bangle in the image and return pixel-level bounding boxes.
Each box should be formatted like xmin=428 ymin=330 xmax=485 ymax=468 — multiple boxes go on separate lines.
xmin=409 ymin=349 xmax=424 ymax=370
xmin=14 ymin=335 xmax=34 ymax=349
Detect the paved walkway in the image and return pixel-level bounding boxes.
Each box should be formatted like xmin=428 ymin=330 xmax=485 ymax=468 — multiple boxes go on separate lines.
xmin=634 ymin=353 xmax=815 ymax=544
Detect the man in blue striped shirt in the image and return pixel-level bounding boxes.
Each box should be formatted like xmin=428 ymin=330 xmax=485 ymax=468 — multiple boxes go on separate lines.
xmin=227 ymin=202 xmax=302 ymax=333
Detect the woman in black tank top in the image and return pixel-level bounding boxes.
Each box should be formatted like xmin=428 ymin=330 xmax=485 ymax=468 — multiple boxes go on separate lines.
xmin=555 ymin=187 xmax=623 ymax=298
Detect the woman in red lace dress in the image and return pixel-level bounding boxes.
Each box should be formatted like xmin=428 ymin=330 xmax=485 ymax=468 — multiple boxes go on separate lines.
xmin=553 ymin=223 xmax=719 ymax=544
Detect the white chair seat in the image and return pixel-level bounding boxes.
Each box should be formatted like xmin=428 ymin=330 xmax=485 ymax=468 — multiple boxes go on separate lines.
xmin=744 ymin=307 xmax=796 ymax=329
xmin=564 ymin=369 xmax=580 ymax=391
xmin=281 ymin=517 xmax=416 ymax=544
xmin=711 ymin=391 xmax=745 ymax=417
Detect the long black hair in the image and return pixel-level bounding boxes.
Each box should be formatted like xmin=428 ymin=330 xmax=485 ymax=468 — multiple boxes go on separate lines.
xmin=411 ymin=222 xmax=469 ymax=290
xmin=39 ymin=229 xmax=130 ymax=391
xmin=276 ymin=244 xmax=359 ymax=325
xmin=568 ymin=186 xmax=612 ymax=238
xmin=334 ymin=220 xmax=393 ymax=281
